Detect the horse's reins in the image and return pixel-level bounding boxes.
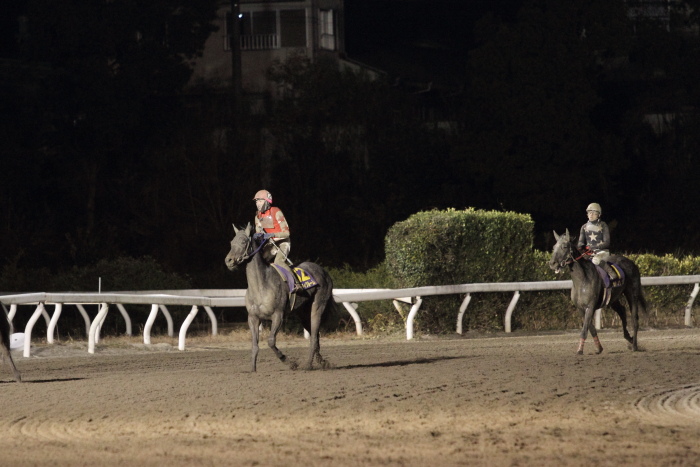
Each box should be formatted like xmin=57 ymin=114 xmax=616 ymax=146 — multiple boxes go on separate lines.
xmin=238 ymin=235 xmax=267 ymax=263
xmin=559 ymin=243 xmax=588 ymax=268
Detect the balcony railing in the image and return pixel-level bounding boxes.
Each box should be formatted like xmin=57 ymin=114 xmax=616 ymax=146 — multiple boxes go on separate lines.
xmin=240 ymin=34 xmax=279 ymax=50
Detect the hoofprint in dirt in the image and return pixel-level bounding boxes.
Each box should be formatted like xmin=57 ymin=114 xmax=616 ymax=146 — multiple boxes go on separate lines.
xmin=1 ymin=328 xmax=699 ymax=466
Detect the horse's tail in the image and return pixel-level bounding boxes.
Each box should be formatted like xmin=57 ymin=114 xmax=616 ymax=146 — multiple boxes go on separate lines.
xmin=637 ymin=289 xmax=648 ymax=317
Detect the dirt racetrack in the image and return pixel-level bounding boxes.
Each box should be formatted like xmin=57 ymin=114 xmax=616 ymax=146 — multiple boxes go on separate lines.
xmin=2 ymin=327 xmax=700 ymax=466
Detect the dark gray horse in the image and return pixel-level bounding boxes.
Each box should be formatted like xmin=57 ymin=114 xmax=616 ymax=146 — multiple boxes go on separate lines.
xmin=224 ymin=223 xmax=334 ymax=372
xmin=1 ymin=307 xmax=21 ymax=382
xmin=549 ymin=229 xmax=646 ymax=355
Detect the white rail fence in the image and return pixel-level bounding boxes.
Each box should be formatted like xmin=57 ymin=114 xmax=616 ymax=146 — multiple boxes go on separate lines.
xmin=1 ymin=275 xmax=698 ymax=358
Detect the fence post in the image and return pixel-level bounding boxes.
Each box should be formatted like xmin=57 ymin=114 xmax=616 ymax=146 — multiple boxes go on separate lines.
xmin=685 ymin=283 xmax=699 ymax=326
xmin=504 ymin=291 xmax=521 ymax=333
xmin=456 ymin=294 xmax=472 ymax=335
xmin=406 ymin=297 xmax=423 ymax=340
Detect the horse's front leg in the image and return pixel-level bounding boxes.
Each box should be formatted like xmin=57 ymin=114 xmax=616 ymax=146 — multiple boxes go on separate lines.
xmin=588 ymin=314 xmax=604 ymax=355
xmin=248 ymin=314 xmax=261 ymax=372
xmin=578 ymin=306 xmax=598 ymax=355
xmin=269 ymin=312 xmax=297 ymax=370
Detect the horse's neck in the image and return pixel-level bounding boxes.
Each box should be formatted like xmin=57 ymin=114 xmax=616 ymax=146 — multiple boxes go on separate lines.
xmin=570 ymin=259 xmax=596 ymax=282
xmin=245 ymin=249 xmax=273 ymax=292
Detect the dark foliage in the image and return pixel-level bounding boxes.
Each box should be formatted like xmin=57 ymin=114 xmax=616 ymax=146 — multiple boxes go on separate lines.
xmin=1 ymin=0 xmax=700 ymax=290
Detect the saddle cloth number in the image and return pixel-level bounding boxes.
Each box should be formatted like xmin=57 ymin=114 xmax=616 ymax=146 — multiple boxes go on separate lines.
xmin=294 ymin=268 xmax=311 ymax=283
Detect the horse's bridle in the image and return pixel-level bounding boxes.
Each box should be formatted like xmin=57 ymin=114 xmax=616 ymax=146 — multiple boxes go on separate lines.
xmin=554 ymin=240 xmax=576 ymax=270
xmin=232 ymin=233 xmax=267 ymax=265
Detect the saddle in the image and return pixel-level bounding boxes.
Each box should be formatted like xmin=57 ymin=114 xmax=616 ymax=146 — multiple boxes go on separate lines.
xmin=594 ymin=262 xmax=625 ymax=306
xmin=272 ymin=264 xmax=319 ymax=294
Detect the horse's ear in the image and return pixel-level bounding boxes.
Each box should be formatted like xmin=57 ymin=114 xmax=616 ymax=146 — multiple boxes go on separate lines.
xmin=233 ymin=224 xmax=239 ymax=234
xmin=553 ymin=230 xmax=560 ymax=242
xmin=244 ymin=223 xmax=252 ymax=235
xmin=565 ymin=228 xmax=570 ymax=239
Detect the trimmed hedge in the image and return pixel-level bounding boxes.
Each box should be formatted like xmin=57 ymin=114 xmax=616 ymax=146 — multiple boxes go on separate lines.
xmin=385 ymin=208 xmax=536 ymax=286
xmin=383 ymin=208 xmax=543 ymax=332
xmin=627 ymin=253 xmax=700 ymax=327
xmin=352 ymin=208 xmax=700 ymax=334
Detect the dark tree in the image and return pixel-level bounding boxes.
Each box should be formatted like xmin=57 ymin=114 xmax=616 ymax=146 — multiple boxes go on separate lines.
xmin=262 ymin=55 xmax=451 ymax=268
xmin=1 ymin=0 xmax=218 ymax=269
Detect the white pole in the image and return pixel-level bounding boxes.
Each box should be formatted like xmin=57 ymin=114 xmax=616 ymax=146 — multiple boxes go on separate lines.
xmin=47 ymin=303 xmax=63 ymax=343
xmin=406 ymin=297 xmax=423 ymax=340
xmin=504 ymin=291 xmax=521 ymax=333
xmin=178 ymin=306 xmax=199 ymax=350
xmin=23 ymin=303 xmax=46 ymax=358
xmin=341 ymin=302 xmax=363 ymax=335
xmin=456 ymin=293 xmax=472 ymax=335
xmin=685 ymin=283 xmax=699 ymax=327
xmin=88 ymin=303 xmax=109 ymax=354
xmin=143 ymin=304 xmax=160 ymax=345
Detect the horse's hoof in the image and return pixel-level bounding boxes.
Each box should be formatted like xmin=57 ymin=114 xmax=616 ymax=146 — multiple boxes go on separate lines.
xmin=576 ymin=350 xmax=583 ymax=355
xmin=596 ymin=347 xmax=604 ymax=354
xmin=288 ymin=361 xmax=299 ymax=370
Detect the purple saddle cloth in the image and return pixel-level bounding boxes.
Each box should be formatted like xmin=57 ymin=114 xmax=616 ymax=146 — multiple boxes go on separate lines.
xmin=272 ymin=265 xmax=319 ymax=293
xmin=595 ymin=262 xmax=625 ymax=289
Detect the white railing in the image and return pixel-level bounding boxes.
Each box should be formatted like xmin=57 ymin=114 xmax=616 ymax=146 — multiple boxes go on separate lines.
xmin=2 ymin=275 xmax=698 ymax=357
xmin=240 ymin=34 xmax=278 ymax=50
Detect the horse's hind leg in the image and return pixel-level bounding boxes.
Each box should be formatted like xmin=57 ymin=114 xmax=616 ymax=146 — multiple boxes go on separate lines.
xmin=305 ymin=301 xmax=330 ymax=370
xmin=622 ymin=289 xmax=641 ymax=351
xmin=268 ymin=312 xmax=297 ymax=370
xmin=610 ymin=301 xmax=633 ymax=347
xmin=1 ymin=316 xmax=20 ymax=382
xmin=0 ymin=346 xmax=21 ymax=382
xmin=587 ymin=312 xmax=604 ymax=355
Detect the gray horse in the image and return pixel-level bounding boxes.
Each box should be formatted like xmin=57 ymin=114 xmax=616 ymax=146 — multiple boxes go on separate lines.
xmin=1 ymin=307 xmax=21 ymax=382
xmin=225 ymin=223 xmax=334 ymax=372
xmin=549 ymin=229 xmax=646 ymax=355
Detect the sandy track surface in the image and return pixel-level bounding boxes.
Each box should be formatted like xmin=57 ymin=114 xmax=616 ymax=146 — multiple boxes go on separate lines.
xmin=1 ymin=327 xmax=699 ymax=466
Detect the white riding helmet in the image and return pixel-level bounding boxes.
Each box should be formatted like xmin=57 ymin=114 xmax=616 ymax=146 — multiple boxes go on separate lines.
xmin=253 ymin=190 xmax=272 ymax=203
xmin=586 ymin=202 xmax=602 ymax=214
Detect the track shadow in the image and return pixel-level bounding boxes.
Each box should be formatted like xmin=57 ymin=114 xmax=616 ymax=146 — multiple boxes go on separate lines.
xmin=0 ymin=377 xmax=86 ymax=384
xmin=336 ymin=355 xmax=468 ymax=370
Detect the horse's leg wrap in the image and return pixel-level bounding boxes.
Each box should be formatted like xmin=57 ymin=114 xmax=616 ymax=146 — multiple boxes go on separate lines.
xmin=593 ymin=336 xmax=603 ymax=354
xmin=577 ymin=338 xmax=585 ymax=355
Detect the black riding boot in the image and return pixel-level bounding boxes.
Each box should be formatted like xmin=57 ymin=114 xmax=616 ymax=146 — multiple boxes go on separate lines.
xmin=601 ymin=262 xmax=617 ymax=282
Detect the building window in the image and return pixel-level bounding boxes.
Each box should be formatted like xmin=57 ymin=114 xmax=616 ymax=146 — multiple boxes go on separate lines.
xmin=319 ymin=9 xmax=335 ymax=50
xmin=280 ymin=9 xmax=306 ymax=47
xmin=226 ymin=10 xmax=279 ymax=51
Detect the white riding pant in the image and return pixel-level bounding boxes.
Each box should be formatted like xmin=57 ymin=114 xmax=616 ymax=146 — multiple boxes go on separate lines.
xmin=591 ymin=250 xmax=610 ymax=265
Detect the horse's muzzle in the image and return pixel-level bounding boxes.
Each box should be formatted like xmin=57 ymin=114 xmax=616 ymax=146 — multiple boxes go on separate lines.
xmin=225 ymin=255 xmax=241 ymax=271
xmin=548 ymin=260 xmax=563 ymax=274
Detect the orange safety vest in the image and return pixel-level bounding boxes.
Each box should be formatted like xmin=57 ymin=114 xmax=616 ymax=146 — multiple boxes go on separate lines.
xmin=256 ymin=207 xmax=285 ymax=234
